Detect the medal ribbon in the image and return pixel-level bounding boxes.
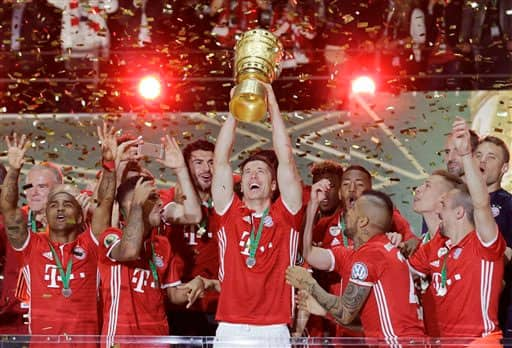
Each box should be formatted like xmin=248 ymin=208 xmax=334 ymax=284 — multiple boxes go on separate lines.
xmin=440 ymin=253 xmax=448 ymax=289
xmin=148 ymin=242 xmax=159 ymax=287
xmin=48 ymin=242 xmax=72 ymax=291
xmin=338 ymin=214 xmax=348 ymax=247
xmin=248 ymin=208 xmax=270 ymax=261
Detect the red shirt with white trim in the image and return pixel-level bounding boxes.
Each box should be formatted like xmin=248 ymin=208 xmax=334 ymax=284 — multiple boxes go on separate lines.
xmin=160 ymin=187 xmax=219 ymax=312
xmin=98 ymin=227 xmax=180 ymax=342
xmin=14 ymin=228 xmax=99 ymax=336
xmin=409 ymin=230 xmax=505 ymax=337
xmin=214 ymin=195 xmax=303 ymax=325
xmin=331 ymin=234 xmax=425 ymax=339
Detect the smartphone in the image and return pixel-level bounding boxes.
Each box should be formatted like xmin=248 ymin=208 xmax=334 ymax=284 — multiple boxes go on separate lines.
xmin=137 ymin=142 xmax=164 ymax=159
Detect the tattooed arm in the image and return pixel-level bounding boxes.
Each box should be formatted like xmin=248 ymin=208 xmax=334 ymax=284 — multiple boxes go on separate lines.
xmin=286 ymin=266 xmax=370 ymax=325
xmin=109 ymin=178 xmax=152 ymax=261
xmin=3 ymin=209 xmax=29 ymax=250
xmin=309 ymin=281 xmax=370 ymax=325
xmin=91 ymin=123 xmax=120 ymax=238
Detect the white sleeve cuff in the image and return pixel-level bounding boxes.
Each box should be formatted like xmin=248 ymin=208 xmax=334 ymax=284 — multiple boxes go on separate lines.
xmin=162 ymin=280 xmax=182 ymax=289
xmin=106 ymin=239 xmax=122 ymax=262
xmin=13 ymin=231 xmax=31 ymax=252
xmin=476 ymin=226 xmax=499 ymax=248
xmin=214 ymin=194 xmax=234 ymax=216
xmin=327 ymin=249 xmax=336 ymax=272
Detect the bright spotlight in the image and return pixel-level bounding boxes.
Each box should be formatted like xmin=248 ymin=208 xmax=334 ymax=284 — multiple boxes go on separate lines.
xmin=138 ymin=76 xmax=162 ymax=100
xmin=351 ymin=76 xmax=376 ymax=95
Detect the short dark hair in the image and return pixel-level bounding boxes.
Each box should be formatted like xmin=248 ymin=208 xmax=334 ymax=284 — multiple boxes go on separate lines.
xmin=361 ymin=189 xmax=394 ymax=231
xmin=311 ymin=160 xmax=344 ymax=184
xmin=116 ymin=175 xmax=153 ymax=206
xmin=183 ymin=140 xmax=215 ymax=164
xmin=479 ymin=135 xmax=510 ymax=164
xmin=239 ymin=149 xmax=278 ymax=178
xmin=0 ymin=162 xmax=6 ymax=185
xmin=343 ymin=165 xmax=372 ymax=184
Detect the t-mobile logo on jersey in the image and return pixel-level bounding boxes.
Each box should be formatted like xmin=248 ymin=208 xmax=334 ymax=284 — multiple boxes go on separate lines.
xmin=131 ymin=268 xmax=156 ymax=293
xmin=44 ymin=264 xmax=84 ymax=288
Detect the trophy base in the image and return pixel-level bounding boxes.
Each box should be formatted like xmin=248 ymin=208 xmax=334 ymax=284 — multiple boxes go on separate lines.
xmin=230 ymin=79 xmax=267 ymax=122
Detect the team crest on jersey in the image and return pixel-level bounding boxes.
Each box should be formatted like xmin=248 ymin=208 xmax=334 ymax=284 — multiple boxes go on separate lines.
xmin=104 ymin=233 xmax=119 ymax=248
xmin=453 ymin=248 xmax=462 ymax=259
xmin=42 ymin=251 xmax=53 ymax=260
xmin=263 ymin=215 xmax=273 ymax=227
xmin=153 ymin=254 xmax=164 ymax=268
xmin=351 ymin=262 xmax=368 ymax=281
xmin=329 ymin=226 xmax=341 ymax=237
xmin=331 ymin=238 xmax=341 ymax=246
xmin=491 ymin=205 xmax=501 ymax=218
xmin=72 ymin=246 xmax=87 ymax=260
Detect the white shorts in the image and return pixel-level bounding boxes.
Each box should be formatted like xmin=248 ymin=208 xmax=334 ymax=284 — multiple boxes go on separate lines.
xmin=214 ymin=322 xmax=291 ymax=348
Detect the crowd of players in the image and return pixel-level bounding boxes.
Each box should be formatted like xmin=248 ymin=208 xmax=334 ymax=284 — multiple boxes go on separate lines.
xmin=0 ymin=84 xmax=511 ymax=347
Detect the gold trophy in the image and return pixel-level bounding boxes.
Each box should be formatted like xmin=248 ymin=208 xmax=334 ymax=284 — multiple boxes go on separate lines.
xmin=229 ymin=29 xmax=283 ymax=122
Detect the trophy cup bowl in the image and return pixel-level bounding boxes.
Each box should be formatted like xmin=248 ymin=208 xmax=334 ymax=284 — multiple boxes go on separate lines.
xmin=229 ymin=29 xmax=283 ymax=122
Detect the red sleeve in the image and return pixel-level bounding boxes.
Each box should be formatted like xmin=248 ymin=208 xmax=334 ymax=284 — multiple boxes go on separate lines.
xmin=329 ymin=246 xmax=352 ymax=275
xmin=407 ymin=241 xmax=431 ymax=278
xmin=98 ymin=227 xmax=123 ymax=263
xmin=391 ymin=209 xmax=418 ymax=242
xmin=159 ymin=187 xmax=176 ymax=206
xmin=474 ymin=231 xmax=506 ymax=261
xmin=348 ymin=249 xmax=382 ymax=287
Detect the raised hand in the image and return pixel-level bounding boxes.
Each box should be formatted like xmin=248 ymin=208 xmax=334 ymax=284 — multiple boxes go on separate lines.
xmin=310 ymin=178 xmax=330 ymax=206
xmin=115 ymin=137 xmax=142 ymax=167
xmin=75 ymin=191 xmax=94 ymax=218
xmin=157 ymin=135 xmax=186 ymax=170
xmin=97 ymin=123 xmax=117 ymax=162
xmin=296 ymin=290 xmax=327 ymax=317
xmin=451 ymin=117 xmax=472 ymax=157
xmin=132 ymin=177 xmax=155 ymax=206
xmin=5 ymin=133 xmax=29 ymax=169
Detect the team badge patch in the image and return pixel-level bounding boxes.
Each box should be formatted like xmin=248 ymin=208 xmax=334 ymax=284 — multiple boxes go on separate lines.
xmin=72 ymin=246 xmax=87 ymax=260
xmin=491 ymin=205 xmax=500 ymax=218
xmin=329 ymin=226 xmax=341 ymax=237
xmin=104 ymin=233 xmax=119 ymax=248
xmin=351 ymin=262 xmax=369 ymax=282
xmin=153 ymin=254 xmax=164 ymax=268
xmin=263 ymin=215 xmax=273 ymax=227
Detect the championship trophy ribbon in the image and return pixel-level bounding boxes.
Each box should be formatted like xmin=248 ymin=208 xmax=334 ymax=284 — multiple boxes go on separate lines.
xmin=229 ymin=29 xmax=283 ymax=122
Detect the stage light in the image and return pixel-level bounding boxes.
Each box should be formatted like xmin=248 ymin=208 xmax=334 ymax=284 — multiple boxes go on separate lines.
xmin=351 ymin=76 xmax=376 ymax=95
xmin=138 ymin=76 xmax=161 ymax=100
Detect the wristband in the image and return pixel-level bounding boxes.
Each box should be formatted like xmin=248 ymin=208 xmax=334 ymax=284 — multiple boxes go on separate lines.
xmin=102 ymin=160 xmax=116 ymax=172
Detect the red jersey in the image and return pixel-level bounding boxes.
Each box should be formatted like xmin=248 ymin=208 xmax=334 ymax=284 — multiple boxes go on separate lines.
xmin=160 ymin=187 xmax=219 ymax=281
xmin=214 ymin=195 xmax=303 ymax=325
xmin=14 ymin=227 xmax=99 ymax=336
xmin=160 ymin=187 xmax=219 ymax=313
xmin=98 ymin=227 xmax=181 ymax=346
xmin=409 ymin=230 xmax=505 ymax=337
xmin=331 ymin=234 xmax=425 ymax=340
